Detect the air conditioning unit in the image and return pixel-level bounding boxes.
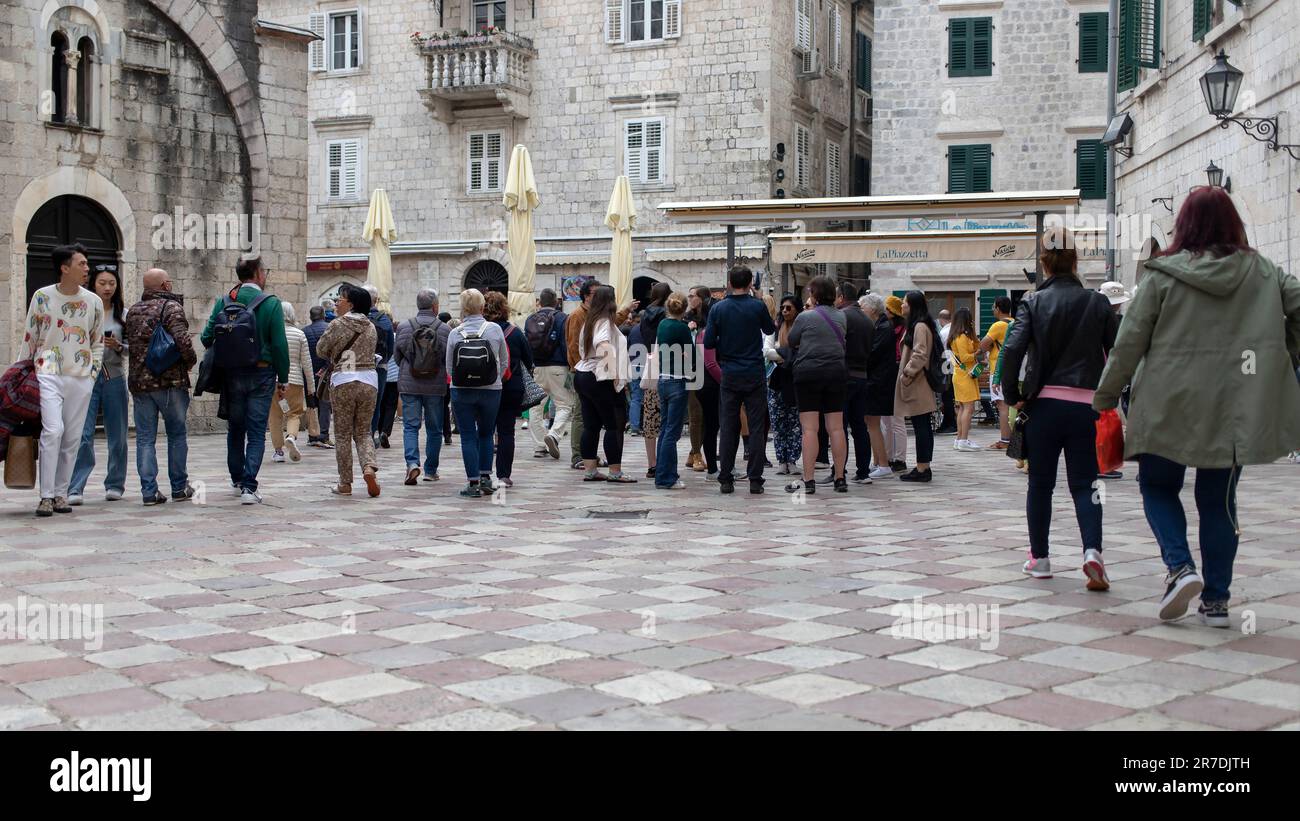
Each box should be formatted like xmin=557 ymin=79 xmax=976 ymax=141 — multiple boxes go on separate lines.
xmin=855 ymin=90 xmax=872 ymax=122
xmin=798 ymin=48 xmax=823 ymax=79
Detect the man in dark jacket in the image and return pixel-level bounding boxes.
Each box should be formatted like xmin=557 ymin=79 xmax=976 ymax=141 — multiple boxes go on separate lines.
xmin=303 ymin=305 xmax=332 ymax=447
xmin=199 ymin=256 xmax=289 ymax=504
xmin=703 ymin=265 xmax=776 ymax=494
xmin=527 ymin=288 xmax=572 ymax=459
xmin=126 ymin=268 xmax=198 ymax=504
xmin=394 ymin=288 xmax=451 ymax=483
xmin=835 ymin=282 xmax=874 ymax=483
xmin=366 ymin=285 xmax=396 ymax=443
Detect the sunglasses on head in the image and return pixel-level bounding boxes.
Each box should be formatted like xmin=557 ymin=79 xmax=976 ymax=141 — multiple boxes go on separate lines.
xmin=94 ymin=264 xmax=117 ymax=273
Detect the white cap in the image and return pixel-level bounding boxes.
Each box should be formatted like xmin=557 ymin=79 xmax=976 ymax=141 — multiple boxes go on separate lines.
xmin=1099 ymin=281 xmax=1132 ymax=306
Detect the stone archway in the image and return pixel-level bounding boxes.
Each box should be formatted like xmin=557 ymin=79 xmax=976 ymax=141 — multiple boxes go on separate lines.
xmin=23 ymin=195 xmax=120 ymax=306
xmin=9 ymin=167 xmax=136 ymax=360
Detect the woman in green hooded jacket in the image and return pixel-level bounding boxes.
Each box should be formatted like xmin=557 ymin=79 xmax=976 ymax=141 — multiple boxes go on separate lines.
xmin=1094 ymin=187 xmax=1300 ymax=628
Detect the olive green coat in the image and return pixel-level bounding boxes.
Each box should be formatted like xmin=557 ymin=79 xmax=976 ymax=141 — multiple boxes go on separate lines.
xmin=1094 ymin=250 xmax=1300 ymax=467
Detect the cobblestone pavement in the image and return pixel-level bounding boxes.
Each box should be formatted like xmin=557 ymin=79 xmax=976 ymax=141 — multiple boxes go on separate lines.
xmin=2 ymin=423 xmax=1298 ymax=731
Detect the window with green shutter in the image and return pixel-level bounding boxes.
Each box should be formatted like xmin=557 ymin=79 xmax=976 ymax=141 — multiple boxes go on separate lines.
xmin=948 ymin=144 xmax=992 ymax=194
xmin=978 ymin=290 xmax=1007 ymax=336
xmin=1193 ymin=0 xmax=1212 ymax=41
xmin=1079 ymin=12 xmax=1107 ymax=73
xmin=948 ymin=17 xmax=992 ymax=77
xmin=856 ymin=33 xmax=871 ymax=92
xmin=1076 ymin=139 xmax=1107 ymax=200
xmin=1118 ymin=0 xmax=1161 ymax=93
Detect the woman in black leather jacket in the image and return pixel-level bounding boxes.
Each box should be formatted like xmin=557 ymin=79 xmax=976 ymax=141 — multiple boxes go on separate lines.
xmin=1001 ymin=229 xmax=1119 ymax=590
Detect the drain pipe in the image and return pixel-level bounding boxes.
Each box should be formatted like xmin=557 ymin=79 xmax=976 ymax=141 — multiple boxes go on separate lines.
xmin=1105 ymin=0 xmax=1118 ymax=281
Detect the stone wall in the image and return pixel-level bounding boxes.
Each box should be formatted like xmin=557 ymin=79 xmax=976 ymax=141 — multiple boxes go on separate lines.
xmin=1113 ymin=0 xmax=1300 ymax=286
xmin=871 ymin=0 xmax=1109 ymax=296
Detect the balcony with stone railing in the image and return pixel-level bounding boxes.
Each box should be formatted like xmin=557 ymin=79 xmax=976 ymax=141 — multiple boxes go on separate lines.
xmin=413 ymin=29 xmax=537 ymax=124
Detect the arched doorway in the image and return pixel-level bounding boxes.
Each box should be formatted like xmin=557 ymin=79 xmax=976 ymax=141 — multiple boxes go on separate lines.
xmin=464 ymin=260 xmax=509 ymax=296
xmin=24 ymin=195 xmax=120 ymax=306
xmin=632 ymin=275 xmax=660 ymax=304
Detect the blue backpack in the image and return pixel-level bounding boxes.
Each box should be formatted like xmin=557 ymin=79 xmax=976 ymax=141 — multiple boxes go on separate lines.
xmin=145 ymin=305 xmax=181 ymax=376
xmin=211 ymin=292 xmax=271 ymax=370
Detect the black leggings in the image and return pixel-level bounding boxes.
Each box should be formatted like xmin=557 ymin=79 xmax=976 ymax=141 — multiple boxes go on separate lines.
xmin=495 ymin=390 xmax=523 ymax=479
xmin=575 ymin=371 xmax=625 ymax=464
xmin=699 ymin=379 xmax=720 ymax=473
xmin=910 ymin=412 xmax=934 ymax=464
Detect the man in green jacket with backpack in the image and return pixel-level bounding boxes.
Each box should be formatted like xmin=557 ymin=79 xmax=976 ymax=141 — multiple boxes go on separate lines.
xmin=200 ymin=256 xmax=290 ymax=505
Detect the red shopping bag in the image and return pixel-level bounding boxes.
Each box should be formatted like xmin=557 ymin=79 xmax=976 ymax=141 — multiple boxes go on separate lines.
xmin=1096 ymin=409 xmax=1124 ymax=474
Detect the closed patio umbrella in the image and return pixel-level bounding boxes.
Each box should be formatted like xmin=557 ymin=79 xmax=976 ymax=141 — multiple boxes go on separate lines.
xmin=503 ymin=144 xmax=540 ymax=322
xmin=362 ymin=188 xmax=397 ymax=311
xmin=605 ymin=175 xmax=636 ymax=310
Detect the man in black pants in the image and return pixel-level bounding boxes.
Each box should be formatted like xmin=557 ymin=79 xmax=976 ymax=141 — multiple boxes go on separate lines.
xmin=703 ymin=265 xmax=776 ymax=494
xmin=834 ymin=282 xmax=874 ymax=483
xmin=935 ymin=309 xmax=958 ymax=434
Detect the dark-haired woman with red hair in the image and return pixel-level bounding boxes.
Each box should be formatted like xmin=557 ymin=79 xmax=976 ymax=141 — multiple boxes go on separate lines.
xmin=1095 ymin=186 xmax=1300 ymax=628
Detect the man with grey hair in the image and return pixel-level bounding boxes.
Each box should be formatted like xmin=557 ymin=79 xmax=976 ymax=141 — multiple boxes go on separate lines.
xmin=364 ymin=284 xmax=396 ymax=445
xmin=394 ymin=288 xmax=451 ymax=483
xmin=322 ymin=299 xmax=337 ymax=322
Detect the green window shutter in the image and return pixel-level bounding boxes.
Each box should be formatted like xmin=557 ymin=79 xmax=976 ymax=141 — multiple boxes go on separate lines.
xmin=1076 ymin=139 xmax=1107 ymax=200
xmin=971 ymin=144 xmax=991 ymax=193
xmin=1117 ymin=0 xmax=1138 ymax=92
xmin=856 ymin=33 xmax=871 ymax=90
xmin=971 ymin=18 xmax=993 ymax=76
xmin=948 ymin=18 xmax=970 ymax=77
xmin=1192 ymin=0 xmax=1211 ymax=41
xmin=1079 ymin=12 xmax=1107 ymax=73
xmin=864 ymin=37 xmax=872 ymax=92
xmin=892 ymin=289 xmax=910 ymax=299
xmin=947 ymin=145 xmax=970 ymax=193
xmin=978 ymin=289 xmax=1007 ymax=337
xmin=1137 ymin=0 xmax=1161 ymax=69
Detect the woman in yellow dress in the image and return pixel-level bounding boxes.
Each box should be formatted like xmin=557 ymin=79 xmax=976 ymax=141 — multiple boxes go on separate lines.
xmin=948 ymin=308 xmax=982 ymax=451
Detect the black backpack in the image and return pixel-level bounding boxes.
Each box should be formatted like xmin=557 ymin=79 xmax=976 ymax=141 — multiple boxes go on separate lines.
xmin=211 ymin=292 xmax=271 ymax=370
xmin=450 ymin=327 xmax=497 ymax=387
xmin=408 ymin=319 xmax=443 ymax=379
xmin=525 ymin=308 xmax=558 ymax=361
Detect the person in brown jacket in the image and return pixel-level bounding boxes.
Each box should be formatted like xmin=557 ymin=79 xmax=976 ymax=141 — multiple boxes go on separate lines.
xmin=894 ymin=290 xmax=939 ymax=483
xmin=124 ymin=268 xmax=199 ymax=504
xmin=316 ymin=284 xmax=381 ymax=497
xmin=563 ymin=279 xmax=636 ymax=468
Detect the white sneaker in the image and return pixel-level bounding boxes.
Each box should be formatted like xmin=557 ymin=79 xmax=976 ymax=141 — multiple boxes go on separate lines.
xmin=953 ymin=440 xmax=963 ymax=451
xmin=240 ymin=490 xmax=263 ymax=505
xmin=285 ymin=437 xmax=301 ymax=462
xmin=522 ymin=421 xmax=529 ymax=430
xmin=959 ymin=440 xmax=983 ymax=452
xmin=272 ymin=450 xmax=286 ymax=463
xmin=105 ymin=489 xmax=123 ymax=501
xmin=67 ymin=494 xmax=84 ymax=506
xmin=869 ymin=466 xmax=894 ymax=480
xmin=1082 ymin=548 xmax=1110 ymax=591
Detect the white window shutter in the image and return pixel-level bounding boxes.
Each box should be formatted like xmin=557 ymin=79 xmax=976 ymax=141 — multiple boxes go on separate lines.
xmin=645 ymin=119 xmax=664 ymax=182
xmin=831 ymin=6 xmax=842 ymax=70
xmin=625 ymin=120 xmax=644 ymax=182
xmin=468 ymin=133 xmax=484 ymax=192
xmin=606 ymin=0 xmax=625 ymax=44
xmin=342 ymin=140 xmax=360 ymax=198
xmin=327 ymin=141 xmax=342 ymax=197
xmin=665 ymin=0 xmax=682 ymax=39
xmin=826 ymin=141 xmax=841 ymax=195
xmin=487 ymin=132 xmax=503 ymax=191
xmin=795 ymin=0 xmax=812 ymax=54
xmin=795 ymin=125 xmax=811 ymax=189
xmin=308 ymin=13 xmax=326 ymax=72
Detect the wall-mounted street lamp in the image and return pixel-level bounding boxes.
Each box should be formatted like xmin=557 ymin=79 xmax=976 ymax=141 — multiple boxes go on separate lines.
xmin=1151 ymin=196 xmax=1174 ymax=213
xmin=1200 ymin=51 xmax=1300 ymax=161
xmin=1205 ymin=160 xmax=1232 ymax=192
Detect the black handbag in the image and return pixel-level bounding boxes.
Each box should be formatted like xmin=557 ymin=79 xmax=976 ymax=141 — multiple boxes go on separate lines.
xmin=1007 ymin=410 xmax=1029 ymax=461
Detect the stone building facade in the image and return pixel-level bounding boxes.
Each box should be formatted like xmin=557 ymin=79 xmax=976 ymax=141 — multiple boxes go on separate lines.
xmin=1 ymin=0 xmax=313 ymax=429
xmin=259 ymin=0 xmax=873 ymax=315
xmin=871 ymin=0 xmax=1109 ymax=330
xmin=1112 ymin=0 xmax=1299 ymax=286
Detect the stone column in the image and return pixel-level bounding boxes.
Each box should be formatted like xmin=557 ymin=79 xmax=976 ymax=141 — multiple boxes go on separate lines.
xmin=63 ymin=49 xmax=80 ymax=125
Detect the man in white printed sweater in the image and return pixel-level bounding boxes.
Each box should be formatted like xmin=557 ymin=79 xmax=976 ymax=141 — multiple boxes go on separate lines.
xmin=22 ymin=243 xmax=104 ymax=517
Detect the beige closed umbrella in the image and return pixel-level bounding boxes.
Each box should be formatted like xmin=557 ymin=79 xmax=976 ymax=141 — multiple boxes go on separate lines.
xmin=503 ymin=144 xmax=540 ymax=322
xmin=605 ymin=175 xmax=636 ymax=310
xmin=362 ymin=188 xmax=397 ymax=312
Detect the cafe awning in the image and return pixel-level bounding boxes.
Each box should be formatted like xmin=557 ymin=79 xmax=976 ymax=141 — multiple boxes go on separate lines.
xmin=659 ymin=190 xmax=1082 ymax=226
xmin=770 ymin=227 xmax=1108 ymax=266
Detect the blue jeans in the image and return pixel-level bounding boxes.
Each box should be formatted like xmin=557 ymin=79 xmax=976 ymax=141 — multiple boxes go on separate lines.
xmin=402 ymin=393 xmax=444 ymax=477
xmin=1025 ymin=398 xmax=1102 ymax=558
xmin=134 ymin=388 xmax=190 ymax=499
xmin=629 ymin=379 xmax=644 ymax=431
xmin=1139 ymin=454 xmax=1242 ymax=604
xmin=451 ymin=388 xmax=501 ymax=481
xmin=226 ymin=368 xmax=276 ymax=492
xmin=371 ymin=367 xmax=387 ymax=433
xmin=655 ymin=379 xmax=688 ymax=487
xmin=69 ymin=373 xmax=128 ymax=497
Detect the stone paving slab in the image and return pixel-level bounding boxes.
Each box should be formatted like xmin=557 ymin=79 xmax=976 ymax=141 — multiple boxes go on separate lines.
xmin=1 ymin=429 xmax=1297 ymax=730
